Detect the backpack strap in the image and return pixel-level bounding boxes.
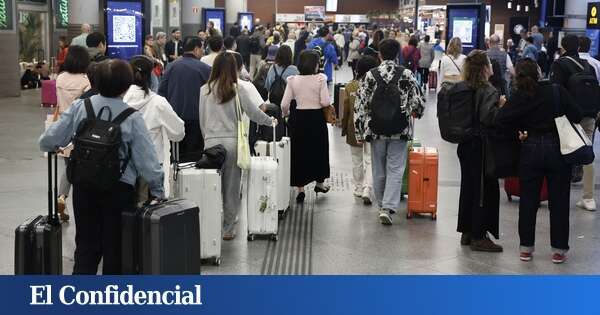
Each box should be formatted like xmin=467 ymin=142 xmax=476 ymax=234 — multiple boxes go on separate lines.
xmin=84 ymin=98 xmax=96 ymax=120
xmin=564 ymin=56 xmax=590 ymax=73
xmin=372 ymin=69 xmax=386 ymax=87
xmin=552 ymin=84 xmax=561 ymax=116
xmin=110 ymin=107 xmax=137 ymax=175
xmin=112 ymin=107 xmax=137 ymax=125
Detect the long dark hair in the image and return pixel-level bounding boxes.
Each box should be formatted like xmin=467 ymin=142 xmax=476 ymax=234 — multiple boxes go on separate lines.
xmin=514 ymin=58 xmax=540 ymax=96
xmin=207 ymin=52 xmax=238 ymax=103
xmin=463 ymin=50 xmax=491 ymax=90
xmin=129 ymin=55 xmax=154 ymax=96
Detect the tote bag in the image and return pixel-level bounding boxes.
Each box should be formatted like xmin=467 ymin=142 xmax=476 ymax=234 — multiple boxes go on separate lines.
xmin=235 ymin=88 xmax=251 ymax=170
xmin=552 ymin=85 xmax=595 ymax=165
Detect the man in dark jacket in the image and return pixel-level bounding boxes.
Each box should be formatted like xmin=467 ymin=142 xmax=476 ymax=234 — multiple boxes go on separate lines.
xmin=229 ymin=22 xmax=240 ymax=38
xmin=86 ymin=32 xmax=109 ymax=62
xmin=236 ymin=29 xmax=251 ymax=70
xmin=165 ymin=29 xmax=184 ymax=62
xmin=159 ymin=36 xmax=211 ymax=162
xmin=550 ymin=34 xmax=597 ymax=206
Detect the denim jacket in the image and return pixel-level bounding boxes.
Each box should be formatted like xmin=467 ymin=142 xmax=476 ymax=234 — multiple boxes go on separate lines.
xmin=39 ymin=95 xmax=165 ymax=198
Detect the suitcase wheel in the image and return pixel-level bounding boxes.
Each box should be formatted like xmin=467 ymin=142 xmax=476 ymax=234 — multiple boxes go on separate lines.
xmin=247 ymin=234 xmax=255 ymax=241
xmin=270 ymin=234 xmax=279 ymax=242
xmin=278 ymin=210 xmax=287 ymax=220
xmin=431 ymin=213 xmax=437 ymax=221
xmin=406 ymin=212 xmax=413 ymax=219
xmin=506 ymin=192 xmax=513 ymax=202
xmin=213 ymin=257 xmax=222 ymax=266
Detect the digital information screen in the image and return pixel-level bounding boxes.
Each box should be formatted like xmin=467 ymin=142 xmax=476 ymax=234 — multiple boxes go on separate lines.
xmin=105 ymin=0 xmax=144 ymax=60
xmin=238 ymin=12 xmax=254 ymax=32
xmin=203 ymin=8 xmax=225 ymax=35
xmin=447 ymin=6 xmax=481 ymax=54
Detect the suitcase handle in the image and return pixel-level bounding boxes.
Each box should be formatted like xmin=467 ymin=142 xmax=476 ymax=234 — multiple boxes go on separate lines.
xmin=47 ymin=153 xmax=59 ymax=224
xmin=272 ymin=121 xmax=277 ymax=163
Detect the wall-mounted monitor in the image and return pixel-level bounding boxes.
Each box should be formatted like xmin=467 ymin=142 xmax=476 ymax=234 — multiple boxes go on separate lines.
xmin=446 ymin=4 xmax=485 ymax=54
xmin=238 ymin=12 xmax=254 ymax=32
xmin=202 ymin=8 xmax=225 ymax=35
xmin=104 ymin=0 xmax=145 ymax=60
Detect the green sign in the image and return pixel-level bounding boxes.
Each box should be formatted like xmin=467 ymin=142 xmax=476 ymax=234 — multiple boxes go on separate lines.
xmin=0 ymin=0 xmax=14 ymax=31
xmin=55 ymin=0 xmax=68 ymax=28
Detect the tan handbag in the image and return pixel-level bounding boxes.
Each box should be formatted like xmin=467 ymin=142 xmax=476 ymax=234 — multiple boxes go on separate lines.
xmin=323 ymin=105 xmax=336 ymax=124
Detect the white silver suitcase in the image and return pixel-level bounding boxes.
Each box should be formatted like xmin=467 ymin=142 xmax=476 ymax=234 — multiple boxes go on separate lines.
xmin=246 ymin=126 xmax=279 ymax=241
xmin=172 ymin=143 xmax=223 ymax=265
xmin=254 ymin=137 xmax=291 ymax=219
xmin=175 ymin=166 xmax=223 ymax=265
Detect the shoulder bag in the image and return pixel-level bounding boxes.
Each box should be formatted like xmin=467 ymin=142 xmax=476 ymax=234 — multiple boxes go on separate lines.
xmin=235 ymin=87 xmax=251 ymax=170
xmin=552 ymin=84 xmax=595 ymax=165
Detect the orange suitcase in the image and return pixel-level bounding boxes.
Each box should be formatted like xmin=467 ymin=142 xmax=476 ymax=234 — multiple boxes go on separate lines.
xmin=407 ymin=147 xmax=439 ymax=220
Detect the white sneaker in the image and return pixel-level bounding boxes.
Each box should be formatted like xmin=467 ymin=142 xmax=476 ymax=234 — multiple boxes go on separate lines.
xmin=576 ymin=199 xmax=597 ymax=211
xmin=379 ymin=210 xmax=393 ymax=225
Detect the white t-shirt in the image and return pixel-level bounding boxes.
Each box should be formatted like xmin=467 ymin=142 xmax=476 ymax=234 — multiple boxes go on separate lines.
xmin=200 ymin=53 xmax=219 ymax=67
xmin=438 ymin=54 xmax=467 ymax=89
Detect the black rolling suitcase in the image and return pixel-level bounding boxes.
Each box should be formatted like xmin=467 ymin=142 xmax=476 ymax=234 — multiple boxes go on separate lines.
xmin=333 ymin=83 xmax=345 ymax=119
xmin=122 ymin=199 xmax=201 ymax=275
xmin=14 ymin=153 xmax=62 ymax=275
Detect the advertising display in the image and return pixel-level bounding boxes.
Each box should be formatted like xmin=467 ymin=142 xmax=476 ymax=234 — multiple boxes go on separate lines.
xmin=104 ymin=0 xmax=144 ymax=60
xmin=0 ymin=0 xmax=14 ymax=31
xmin=202 ymin=8 xmax=225 ymax=35
xmin=168 ymin=0 xmax=179 ymax=27
xmin=446 ymin=4 xmax=485 ymax=54
xmin=588 ymin=2 xmax=600 ymax=29
xmin=54 ymin=0 xmax=68 ymax=29
xmin=304 ymin=6 xmax=325 ymax=22
xmin=238 ymin=12 xmax=254 ymax=32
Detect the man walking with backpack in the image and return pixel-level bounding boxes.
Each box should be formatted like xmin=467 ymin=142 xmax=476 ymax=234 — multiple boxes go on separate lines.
xmin=354 ymin=39 xmax=425 ymax=225
xmin=551 ymin=34 xmax=600 ymax=211
xmin=249 ymin=27 xmax=266 ymax=78
xmin=307 ymin=27 xmax=338 ymax=84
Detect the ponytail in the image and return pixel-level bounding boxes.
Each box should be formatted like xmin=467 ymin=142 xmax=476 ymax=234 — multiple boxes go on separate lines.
xmin=129 ymin=56 xmax=154 ymax=96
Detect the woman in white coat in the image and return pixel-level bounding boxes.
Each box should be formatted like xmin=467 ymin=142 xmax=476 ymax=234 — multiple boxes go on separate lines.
xmin=124 ymin=55 xmax=185 ymax=203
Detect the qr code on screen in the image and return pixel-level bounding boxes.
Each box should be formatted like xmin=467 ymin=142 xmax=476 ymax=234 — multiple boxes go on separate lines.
xmin=112 ymin=15 xmax=136 ymax=43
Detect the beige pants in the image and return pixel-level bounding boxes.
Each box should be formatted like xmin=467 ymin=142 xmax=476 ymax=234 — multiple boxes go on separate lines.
xmin=249 ymin=54 xmax=262 ymax=79
xmin=581 ymin=117 xmax=596 ymax=200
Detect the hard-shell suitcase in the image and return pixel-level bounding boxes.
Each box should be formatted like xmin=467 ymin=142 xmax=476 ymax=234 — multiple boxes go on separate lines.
xmin=41 ymin=80 xmax=57 ymax=107
xmin=401 ymin=139 xmax=422 ymax=199
xmin=407 ymin=147 xmax=439 ymax=220
xmin=122 ymin=199 xmax=201 ymax=274
xmin=333 ymin=83 xmax=345 ymax=119
xmin=428 ymin=71 xmax=438 ymax=91
xmin=14 ymin=153 xmax=62 ymax=275
xmin=246 ymin=126 xmax=279 ymax=241
xmin=254 ymin=137 xmax=291 ymax=219
xmin=176 ymin=166 xmax=223 ymax=265
xmin=504 ymin=177 xmax=549 ymax=202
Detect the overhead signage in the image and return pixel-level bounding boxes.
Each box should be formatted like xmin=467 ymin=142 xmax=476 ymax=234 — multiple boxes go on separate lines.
xmin=55 ymin=0 xmax=68 ymax=29
xmin=304 ymin=6 xmax=325 ymax=22
xmin=0 ymin=0 xmax=14 ymax=31
xmin=588 ymin=2 xmax=600 ymax=29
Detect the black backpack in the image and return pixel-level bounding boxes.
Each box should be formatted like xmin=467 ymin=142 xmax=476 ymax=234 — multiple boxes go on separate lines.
xmin=564 ymin=56 xmax=600 ymax=116
xmin=67 ymin=98 xmax=136 ymax=190
xmin=249 ymin=36 xmax=261 ymax=54
xmin=437 ymin=81 xmax=478 ymax=144
xmin=368 ymin=67 xmax=409 ymax=136
xmin=268 ymin=65 xmax=288 ymax=106
xmin=312 ymin=42 xmax=328 ymax=73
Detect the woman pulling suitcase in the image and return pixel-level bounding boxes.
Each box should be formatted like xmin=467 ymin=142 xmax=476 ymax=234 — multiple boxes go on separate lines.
xmin=199 ymin=52 xmax=277 ymax=241
xmin=39 ymin=60 xmax=165 ymax=275
xmin=495 ymin=58 xmax=582 ymax=264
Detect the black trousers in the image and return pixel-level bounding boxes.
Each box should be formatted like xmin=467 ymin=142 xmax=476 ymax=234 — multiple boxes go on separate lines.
xmin=418 ymin=67 xmax=430 ymax=86
xmin=457 ymin=138 xmax=500 ymax=239
xmin=180 ymin=120 xmax=205 ymax=162
xmin=72 ymin=182 xmax=135 ymax=275
xmin=518 ymin=134 xmax=571 ymax=251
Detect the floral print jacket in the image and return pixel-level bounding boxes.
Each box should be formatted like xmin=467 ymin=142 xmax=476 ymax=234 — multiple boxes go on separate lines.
xmin=353 ymin=60 xmax=425 ymax=141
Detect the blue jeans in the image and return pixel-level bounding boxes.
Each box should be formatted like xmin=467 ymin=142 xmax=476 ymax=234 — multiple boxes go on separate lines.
xmin=370 ymin=138 xmax=407 ymax=211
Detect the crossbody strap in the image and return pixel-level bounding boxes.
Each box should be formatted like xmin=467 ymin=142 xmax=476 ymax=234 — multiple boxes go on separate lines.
xmin=565 ymin=56 xmax=585 ymax=72
xmin=83 ymin=98 xmax=95 ymax=120
xmin=447 ymin=55 xmax=462 ymax=73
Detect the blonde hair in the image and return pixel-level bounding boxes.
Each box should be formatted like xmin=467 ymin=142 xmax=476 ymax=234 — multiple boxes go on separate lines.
xmin=447 ymin=37 xmax=463 ymax=58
